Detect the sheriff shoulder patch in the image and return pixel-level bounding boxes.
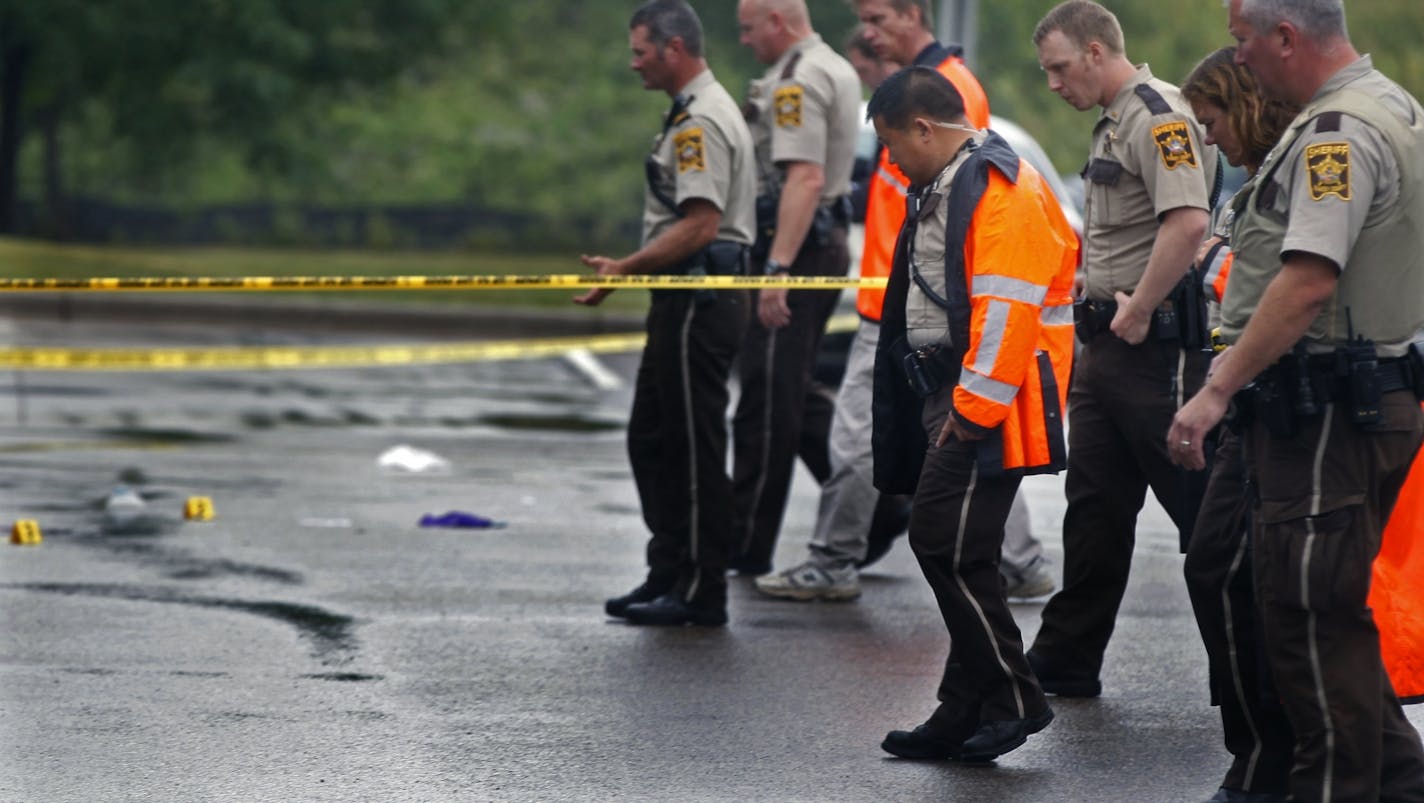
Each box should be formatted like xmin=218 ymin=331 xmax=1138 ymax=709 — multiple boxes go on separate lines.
xmin=774 ymin=85 xmax=804 ymax=128
xmin=674 ymin=127 xmax=706 ymax=173
xmin=1305 ymin=142 xmax=1351 ymax=201
xmin=1152 ymin=121 xmax=1198 ymax=170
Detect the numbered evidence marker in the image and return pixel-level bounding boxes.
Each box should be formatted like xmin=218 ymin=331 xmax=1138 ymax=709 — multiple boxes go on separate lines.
xmin=183 ymin=497 xmax=216 ymax=522
xmin=10 ymin=520 xmax=42 ymax=545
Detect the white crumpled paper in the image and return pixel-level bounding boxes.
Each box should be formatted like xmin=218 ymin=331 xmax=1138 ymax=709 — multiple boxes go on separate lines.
xmin=377 ymin=444 xmax=452 ymax=475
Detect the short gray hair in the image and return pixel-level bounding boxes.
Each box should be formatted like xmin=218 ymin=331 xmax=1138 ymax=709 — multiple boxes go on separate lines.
xmin=631 ymin=0 xmax=705 ymax=58
xmin=1233 ymin=0 xmax=1348 ymax=41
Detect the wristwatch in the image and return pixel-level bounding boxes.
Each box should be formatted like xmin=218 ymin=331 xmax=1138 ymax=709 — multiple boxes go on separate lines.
xmin=763 ymin=258 xmax=789 ymax=276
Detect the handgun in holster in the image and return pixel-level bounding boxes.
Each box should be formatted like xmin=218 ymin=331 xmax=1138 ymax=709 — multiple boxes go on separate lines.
xmin=1152 ymin=300 xmax=1180 ymax=342
xmin=1249 ymin=367 xmax=1298 ymax=439
xmin=1073 ymin=299 xmax=1115 ymax=343
xmin=900 ymin=343 xmax=956 ymax=399
xmin=1176 ymin=268 xmax=1210 ymax=351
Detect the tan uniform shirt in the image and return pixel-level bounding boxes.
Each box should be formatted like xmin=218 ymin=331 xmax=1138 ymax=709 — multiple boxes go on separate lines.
xmin=1081 ymin=65 xmax=1216 ymax=301
xmin=1275 ymin=58 xmax=1404 ymax=275
xmin=1223 ymin=56 xmax=1424 ymax=353
xmin=642 ymin=69 xmax=757 ymax=248
xmin=906 ymin=137 xmax=981 ymax=349
xmin=743 ymin=33 xmax=861 ymax=202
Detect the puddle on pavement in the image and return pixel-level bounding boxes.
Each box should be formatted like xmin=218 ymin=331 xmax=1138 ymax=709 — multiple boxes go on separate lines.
xmin=165 ymin=558 xmax=305 ymax=584
xmin=2 ymin=583 xmax=359 ymax=666
xmin=589 ymin=470 xmax=632 ymax=481
xmin=0 ymin=440 xmax=182 ymax=455
xmin=595 ymin=503 xmax=639 ymax=516
xmin=302 ymin=672 xmax=384 ymax=683
xmin=100 ymin=542 xmax=304 ymax=585
xmin=475 ymin=413 xmax=622 ymax=433
xmin=0 ymin=384 xmax=111 ymax=398
xmin=97 ymin=427 xmax=235 ymax=444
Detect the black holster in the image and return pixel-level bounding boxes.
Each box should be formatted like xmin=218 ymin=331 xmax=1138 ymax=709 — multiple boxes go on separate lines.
xmin=668 ymin=241 xmax=748 ymax=304
xmin=1073 ymin=298 xmax=1117 ymax=342
xmin=1242 ymin=340 xmax=1418 ymax=437
xmin=751 ymin=194 xmax=850 ymax=263
xmin=1073 ymin=271 xmax=1208 ymax=349
xmin=680 ymin=240 xmax=748 ymax=277
xmin=898 ymin=341 xmax=960 ymax=399
xmin=1142 ymin=270 xmax=1211 ymax=348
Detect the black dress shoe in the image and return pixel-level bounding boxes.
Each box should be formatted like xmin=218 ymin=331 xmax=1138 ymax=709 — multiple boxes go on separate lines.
xmin=880 ymin=706 xmax=978 ymax=760
xmin=1026 ymin=648 xmax=1102 ymax=697
xmin=605 ymin=583 xmax=664 ymax=618
xmin=622 ymin=593 xmax=728 ymax=627
xmin=881 ymin=723 xmax=963 ymax=760
xmin=958 ymin=707 xmax=1054 ymax=762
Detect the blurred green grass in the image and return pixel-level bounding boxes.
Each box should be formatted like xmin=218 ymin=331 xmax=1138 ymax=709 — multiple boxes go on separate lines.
xmin=0 ymin=237 xmax=651 ymax=313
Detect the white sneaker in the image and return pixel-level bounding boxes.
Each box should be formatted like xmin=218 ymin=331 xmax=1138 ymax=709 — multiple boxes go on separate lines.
xmin=1002 ymin=559 xmax=1055 ymax=600
xmin=754 ymin=562 xmax=861 ymax=601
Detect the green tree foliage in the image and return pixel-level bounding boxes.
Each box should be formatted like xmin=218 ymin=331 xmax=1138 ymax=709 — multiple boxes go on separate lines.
xmin=0 ymin=0 xmax=476 ymax=230
xmin=4 ymin=0 xmax=1421 ymax=249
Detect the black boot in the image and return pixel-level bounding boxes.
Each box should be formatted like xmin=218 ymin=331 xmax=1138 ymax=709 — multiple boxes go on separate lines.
xmin=605 ymin=581 xmax=668 ymax=618
xmin=623 ymin=592 xmax=727 ymax=627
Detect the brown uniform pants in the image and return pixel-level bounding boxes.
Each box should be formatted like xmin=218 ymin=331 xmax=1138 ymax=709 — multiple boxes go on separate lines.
xmin=632 ymin=288 xmax=749 ymax=606
xmin=911 ymin=386 xmax=1048 ymax=726
xmin=1184 ymin=429 xmax=1293 ymax=795
xmin=1031 ymin=333 xmax=1208 ymax=677
xmin=732 ymin=225 xmax=849 ymax=567
xmin=1245 ymin=391 xmax=1424 ymax=802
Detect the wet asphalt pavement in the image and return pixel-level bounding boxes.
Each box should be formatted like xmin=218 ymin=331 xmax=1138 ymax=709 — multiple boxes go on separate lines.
xmin=2 ymin=298 xmax=1420 ymax=802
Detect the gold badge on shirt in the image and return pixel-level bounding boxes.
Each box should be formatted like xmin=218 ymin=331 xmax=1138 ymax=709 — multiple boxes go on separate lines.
xmin=674 ymin=127 xmax=706 ymax=173
xmin=774 ymin=86 xmax=803 ymax=128
xmin=1151 ymin=121 xmax=1198 ymax=170
xmin=1305 ymin=142 xmax=1351 ymax=201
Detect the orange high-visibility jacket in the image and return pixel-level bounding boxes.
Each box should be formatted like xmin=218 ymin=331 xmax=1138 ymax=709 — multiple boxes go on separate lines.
xmin=873 ymin=132 xmax=1077 ymax=491
xmin=858 ymin=45 xmax=989 ymax=322
xmin=944 ymin=134 xmax=1078 ymax=472
xmin=1372 ymin=408 xmax=1424 ymax=703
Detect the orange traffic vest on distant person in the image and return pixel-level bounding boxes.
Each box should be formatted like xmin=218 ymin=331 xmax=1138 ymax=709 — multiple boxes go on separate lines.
xmin=858 ymin=46 xmax=989 ymax=321
xmin=1373 ymin=411 xmax=1424 ymax=703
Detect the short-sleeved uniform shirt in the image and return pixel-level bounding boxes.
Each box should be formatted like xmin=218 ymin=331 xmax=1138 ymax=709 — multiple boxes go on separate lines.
xmin=1223 ymin=56 xmax=1421 ymax=351
xmin=1272 ymin=57 xmax=1404 ymax=276
xmin=742 ymin=33 xmax=861 ymax=202
xmin=1081 ymin=65 xmax=1216 ymax=301
xmin=642 ymin=70 xmax=757 ymax=248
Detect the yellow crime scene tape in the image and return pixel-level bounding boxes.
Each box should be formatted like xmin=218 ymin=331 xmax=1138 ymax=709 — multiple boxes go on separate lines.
xmin=2 ymin=314 xmax=862 ymax=371
xmin=0 ymin=273 xmax=874 ymax=370
xmin=0 ymin=274 xmax=884 ymax=293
